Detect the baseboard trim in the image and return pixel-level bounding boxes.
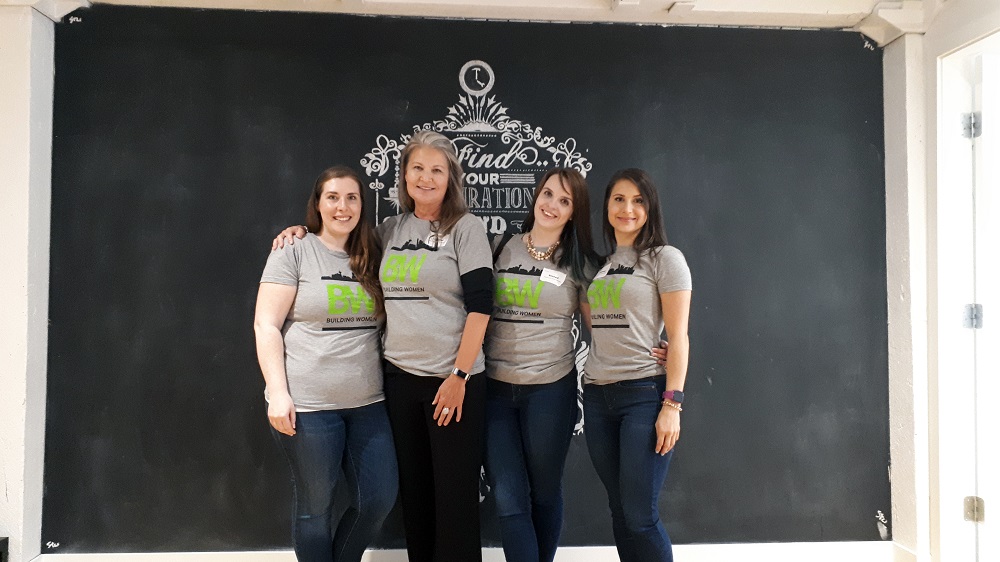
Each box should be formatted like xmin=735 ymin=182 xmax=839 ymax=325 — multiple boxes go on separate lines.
xmin=35 ymin=541 xmax=899 ymax=561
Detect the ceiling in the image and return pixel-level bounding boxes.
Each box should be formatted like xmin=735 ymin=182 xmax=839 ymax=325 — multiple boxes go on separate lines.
xmin=13 ymin=0 xmax=941 ymax=45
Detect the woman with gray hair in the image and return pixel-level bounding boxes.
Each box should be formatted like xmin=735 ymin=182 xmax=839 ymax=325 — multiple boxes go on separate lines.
xmin=376 ymin=130 xmax=492 ymax=562
xmin=274 ymin=130 xmax=493 ymax=562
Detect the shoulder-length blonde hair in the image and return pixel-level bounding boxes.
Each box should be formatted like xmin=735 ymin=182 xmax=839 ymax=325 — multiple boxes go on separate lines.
xmin=396 ymin=130 xmax=468 ymax=238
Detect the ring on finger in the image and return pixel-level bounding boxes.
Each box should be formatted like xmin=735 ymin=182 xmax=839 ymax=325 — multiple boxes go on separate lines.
xmin=442 ymin=407 xmax=450 ymax=416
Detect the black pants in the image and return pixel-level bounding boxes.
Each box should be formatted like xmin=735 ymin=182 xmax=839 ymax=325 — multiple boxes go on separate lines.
xmin=383 ymin=365 xmax=486 ymax=562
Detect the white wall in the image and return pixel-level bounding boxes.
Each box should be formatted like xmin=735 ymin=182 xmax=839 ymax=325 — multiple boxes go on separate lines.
xmin=884 ymin=31 xmax=928 ymax=562
xmin=0 ymin=6 xmax=54 ymax=562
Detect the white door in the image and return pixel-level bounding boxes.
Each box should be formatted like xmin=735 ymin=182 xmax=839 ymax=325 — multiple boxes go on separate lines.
xmin=972 ymin=49 xmax=999 ymax=562
xmin=938 ymin=45 xmax=978 ymax=562
xmin=937 ymin=33 xmax=1000 ymax=562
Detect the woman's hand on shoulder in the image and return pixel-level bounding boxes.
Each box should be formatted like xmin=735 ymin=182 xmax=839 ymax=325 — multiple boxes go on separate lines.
xmin=654 ymin=404 xmax=680 ymax=455
xmin=271 ymin=225 xmax=308 ymax=250
xmin=268 ymin=390 xmax=296 ymax=436
xmin=432 ymin=375 xmax=466 ymax=427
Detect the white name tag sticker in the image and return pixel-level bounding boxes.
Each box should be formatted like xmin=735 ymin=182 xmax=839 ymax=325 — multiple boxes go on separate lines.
xmin=539 ymin=268 xmax=567 ymax=287
xmin=594 ymin=263 xmax=611 ymax=279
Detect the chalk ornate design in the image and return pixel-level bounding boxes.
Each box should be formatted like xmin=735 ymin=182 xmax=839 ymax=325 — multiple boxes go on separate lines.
xmin=360 ymin=135 xmax=408 ymax=215
xmin=552 ymin=138 xmax=593 ymax=174
xmin=359 ymin=61 xmax=591 ymax=218
xmin=572 ymin=316 xmax=590 ymax=436
xmin=434 ymin=94 xmax=511 ymax=133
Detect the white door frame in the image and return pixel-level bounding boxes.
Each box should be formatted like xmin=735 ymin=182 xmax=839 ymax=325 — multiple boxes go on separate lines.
xmin=923 ymin=1 xmax=1000 ymax=561
xmin=934 ymin=36 xmax=978 ymax=562
xmin=971 ymin=47 xmax=999 ymax=562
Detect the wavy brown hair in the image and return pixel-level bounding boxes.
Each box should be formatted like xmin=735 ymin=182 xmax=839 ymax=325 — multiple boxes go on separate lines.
xmin=520 ymin=168 xmax=600 ymax=283
xmin=305 ymin=166 xmax=384 ymax=314
xmin=396 ymin=130 xmax=468 ymax=241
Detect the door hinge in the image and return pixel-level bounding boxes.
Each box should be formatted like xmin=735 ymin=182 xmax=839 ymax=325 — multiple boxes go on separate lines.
xmin=964 ymin=496 xmax=985 ymax=522
xmin=964 ymin=303 xmax=984 ymax=329
xmin=962 ymin=112 xmax=982 ymax=138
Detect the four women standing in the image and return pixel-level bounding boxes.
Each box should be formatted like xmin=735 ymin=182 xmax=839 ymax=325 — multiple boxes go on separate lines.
xmin=259 ymin=144 xmax=691 ymax=561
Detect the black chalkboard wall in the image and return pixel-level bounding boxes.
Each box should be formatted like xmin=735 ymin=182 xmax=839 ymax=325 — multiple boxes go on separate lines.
xmin=44 ymin=5 xmax=889 ymax=553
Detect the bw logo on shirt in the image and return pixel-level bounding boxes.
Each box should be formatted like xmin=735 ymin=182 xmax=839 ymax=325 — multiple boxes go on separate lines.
xmin=381 ymin=255 xmax=427 ymax=284
xmin=588 ymin=278 xmax=627 ymax=309
xmin=496 ymin=278 xmax=544 ymax=309
xmin=588 ymin=263 xmax=634 ymax=309
xmin=327 ymin=284 xmax=376 ymax=314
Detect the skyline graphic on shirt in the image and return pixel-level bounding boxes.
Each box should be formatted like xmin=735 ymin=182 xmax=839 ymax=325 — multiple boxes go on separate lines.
xmin=497 ymin=263 xmax=544 ymax=277
xmin=321 ymin=271 xmax=356 ymax=282
xmin=390 ymin=239 xmax=439 ymax=252
xmin=606 ymin=264 xmax=635 ymax=276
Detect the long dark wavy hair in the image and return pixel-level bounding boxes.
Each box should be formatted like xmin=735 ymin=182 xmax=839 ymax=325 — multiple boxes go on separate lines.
xmin=305 ymin=166 xmax=384 ymax=314
xmin=520 ymin=168 xmax=600 ymax=283
xmin=396 ymin=130 xmax=468 ymax=239
xmin=601 ymin=168 xmax=668 ymax=256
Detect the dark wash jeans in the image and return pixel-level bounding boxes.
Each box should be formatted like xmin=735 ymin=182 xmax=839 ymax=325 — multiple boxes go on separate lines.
xmin=484 ymin=370 xmax=578 ymax=562
xmin=271 ymin=402 xmax=398 ymax=562
xmin=583 ymin=377 xmax=674 ymax=562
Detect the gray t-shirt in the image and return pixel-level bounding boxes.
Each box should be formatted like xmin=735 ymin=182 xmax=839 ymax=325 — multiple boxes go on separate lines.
xmin=486 ymin=236 xmax=590 ymax=385
xmin=377 ymin=212 xmax=492 ymax=378
xmin=260 ymin=234 xmax=385 ymax=410
xmin=584 ymin=245 xmax=691 ymax=385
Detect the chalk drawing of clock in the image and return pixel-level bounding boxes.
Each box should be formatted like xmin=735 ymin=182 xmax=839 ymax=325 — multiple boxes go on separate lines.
xmin=459 ymin=60 xmax=495 ymax=97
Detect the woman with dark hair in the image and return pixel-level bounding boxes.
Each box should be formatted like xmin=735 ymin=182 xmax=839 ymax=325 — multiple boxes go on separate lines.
xmin=272 ymin=131 xmax=493 ymax=562
xmin=254 ymin=166 xmax=398 ymax=562
xmin=582 ymin=168 xmax=691 ymax=562
xmin=484 ymin=168 xmax=600 ymax=562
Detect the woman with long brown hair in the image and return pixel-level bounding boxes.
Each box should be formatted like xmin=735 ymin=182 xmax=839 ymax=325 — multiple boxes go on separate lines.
xmin=583 ymin=168 xmax=692 ymax=562
xmin=484 ymin=167 xmax=601 ymax=562
xmin=255 ymin=166 xmax=397 ymax=562
xmin=273 ymin=132 xmax=494 ymax=562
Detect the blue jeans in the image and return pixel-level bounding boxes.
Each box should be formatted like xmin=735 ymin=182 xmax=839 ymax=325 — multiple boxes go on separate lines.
xmin=583 ymin=378 xmax=673 ymax=562
xmin=484 ymin=371 xmax=578 ymax=562
xmin=272 ymin=402 xmax=398 ymax=562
